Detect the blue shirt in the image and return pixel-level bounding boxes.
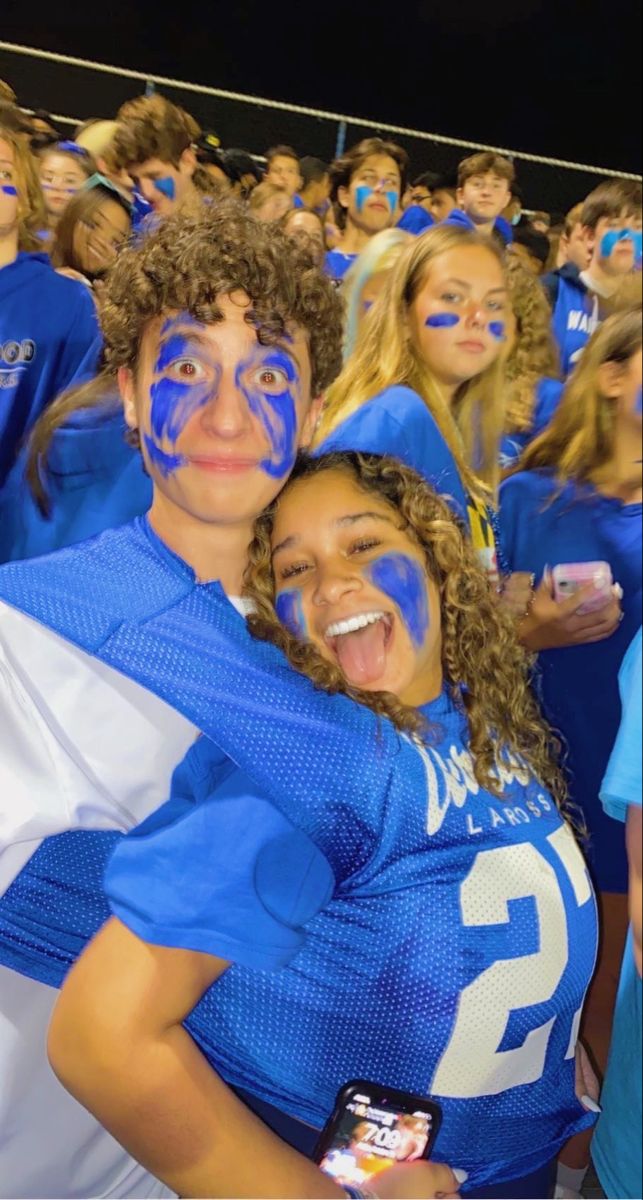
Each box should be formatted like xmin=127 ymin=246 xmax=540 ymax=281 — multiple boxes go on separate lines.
xmin=498 ymin=378 xmax=564 ymax=470
xmin=397 ymin=205 xmax=435 ymax=235
xmin=316 ymin=386 xmax=500 ymax=578
xmin=541 ymin=265 xmax=597 ymax=376
xmin=442 ymin=209 xmax=514 ymax=246
xmin=323 ymin=249 xmax=357 ymax=281
xmin=0 ymin=405 xmax=151 ymax=564
xmin=0 ymin=688 xmax=597 ymax=1191
xmin=0 ymin=253 xmax=100 ymax=488
xmin=593 ymin=630 xmax=642 ymax=1200
xmin=498 ymin=471 xmax=642 ymax=891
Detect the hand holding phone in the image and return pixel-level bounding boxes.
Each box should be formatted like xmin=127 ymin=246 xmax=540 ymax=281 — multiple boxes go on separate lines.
xmin=519 ymin=563 xmax=622 ymax=652
xmin=315 ymin=1080 xmax=442 ymax=1191
xmin=551 ymin=562 xmax=614 ymax=615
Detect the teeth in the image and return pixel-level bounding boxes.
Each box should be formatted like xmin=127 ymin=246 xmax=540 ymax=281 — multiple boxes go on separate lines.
xmin=324 ymin=611 xmax=386 ymax=640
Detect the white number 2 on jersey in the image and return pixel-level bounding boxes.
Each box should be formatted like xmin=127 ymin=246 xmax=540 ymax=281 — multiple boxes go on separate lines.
xmin=431 ymin=827 xmax=594 ymax=1098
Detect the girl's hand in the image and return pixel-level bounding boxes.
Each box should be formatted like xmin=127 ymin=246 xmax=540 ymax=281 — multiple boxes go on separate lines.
xmin=518 ymin=570 xmax=622 ymax=651
xmin=364 ymin=1161 xmax=465 ymax=1198
xmin=497 ymin=572 xmax=535 ymax=621
xmin=575 ymin=1041 xmax=601 ymax=1113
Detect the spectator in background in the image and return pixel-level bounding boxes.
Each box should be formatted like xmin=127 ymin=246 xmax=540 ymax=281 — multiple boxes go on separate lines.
xmin=296 ymin=155 xmax=330 ymax=212
xmin=194 ymin=134 xmax=241 ymax=191
xmin=249 ymin=179 xmax=292 ymax=222
xmin=37 ymin=140 xmax=96 ymax=235
xmin=556 ymin=202 xmax=591 ymax=270
xmin=499 ymin=309 xmax=642 ymax=1196
xmin=264 ymin=144 xmax=302 ymax=198
xmin=341 ymin=227 xmax=412 ymax=358
xmin=50 ymin=175 xmax=132 ymax=291
xmin=429 ymin=172 xmax=458 ymax=223
xmin=111 ymin=94 xmax=218 ymax=218
xmin=223 ymin=148 xmax=263 ymax=197
xmin=325 ymin=136 xmax=408 ymax=281
xmin=29 ymin=109 xmax=60 ymax=151
xmin=502 ymin=181 xmax=524 ymax=229
xmin=281 ymin=206 xmax=325 ymax=267
xmin=0 ymin=123 xmax=100 ymax=488
xmin=532 ymin=210 xmax=551 ymax=234
xmin=592 ymin=628 xmax=642 ymax=1200
xmin=542 ymin=179 xmax=642 ymax=374
xmin=511 ymin=224 xmax=551 ymax=275
xmin=447 ymin=151 xmax=515 ymax=245
xmin=397 ymin=170 xmax=436 ymax=234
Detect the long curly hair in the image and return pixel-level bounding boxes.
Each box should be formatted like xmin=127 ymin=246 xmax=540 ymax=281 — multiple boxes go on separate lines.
xmin=503 ymin=254 xmax=560 ymax=433
xmin=313 ymin=224 xmax=507 ymax=497
xmin=517 ymin=305 xmax=642 ymax=483
xmin=24 ymin=199 xmax=344 ymax=512
xmin=243 ymin=451 xmax=567 ymax=810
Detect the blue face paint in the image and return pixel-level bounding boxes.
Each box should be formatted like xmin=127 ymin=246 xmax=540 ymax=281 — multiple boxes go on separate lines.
xmin=365 ymin=553 xmax=429 ymax=649
xmin=600 ymin=228 xmax=643 ymax=260
xmin=235 ymin=348 xmax=299 ymax=479
xmin=635 ymin=386 xmax=642 ymax=415
xmin=0 ymin=184 xmax=18 ymax=196
xmin=145 ymin=315 xmax=221 ymax=477
xmin=425 ymin=312 xmax=460 ymax=328
xmin=489 ymin=320 xmax=506 ymax=341
xmin=275 ymin=588 xmax=307 ymax=638
xmin=154 ymin=176 xmax=176 ymax=201
xmin=362 ymin=299 xmax=373 ymax=312
xmin=355 ymin=185 xmax=398 ymax=215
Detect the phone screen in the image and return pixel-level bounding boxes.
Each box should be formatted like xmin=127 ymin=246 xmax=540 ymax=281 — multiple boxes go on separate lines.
xmin=316 ymin=1087 xmax=439 ymax=1189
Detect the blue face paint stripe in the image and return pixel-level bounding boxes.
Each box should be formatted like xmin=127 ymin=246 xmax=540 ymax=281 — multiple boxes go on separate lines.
xmin=635 ymin=386 xmax=642 ymax=415
xmin=489 ymin=321 xmax=506 ymax=341
xmin=0 ymin=185 xmax=18 ymax=196
xmin=600 ymin=229 xmax=643 ymax=259
xmin=354 ymin=184 xmax=398 ymax=215
xmin=426 ymin=313 xmax=460 ymax=328
xmin=275 ymin=588 xmax=306 ymax=638
xmin=365 ymin=553 xmax=429 ymax=648
xmin=154 ymin=176 xmax=176 ymax=201
xmin=235 ymin=348 xmax=299 ymax=480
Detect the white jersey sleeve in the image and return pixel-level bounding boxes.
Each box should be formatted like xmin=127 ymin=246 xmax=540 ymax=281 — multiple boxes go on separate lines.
xmin=0 ymin=602 xmax=198 ymax=895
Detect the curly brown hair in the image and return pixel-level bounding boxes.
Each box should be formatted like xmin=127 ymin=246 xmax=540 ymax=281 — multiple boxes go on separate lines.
xmin=25 ymin=199 xmax=344 ymax=511
xmin=504 ymin=254 xmax=560 ymax=433
xmin=243 ymin=451 xmax=568 ymax=811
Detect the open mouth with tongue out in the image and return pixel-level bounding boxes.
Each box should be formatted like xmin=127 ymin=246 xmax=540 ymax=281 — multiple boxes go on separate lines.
xmin=323 ymin=609 xmax=394 ymax=688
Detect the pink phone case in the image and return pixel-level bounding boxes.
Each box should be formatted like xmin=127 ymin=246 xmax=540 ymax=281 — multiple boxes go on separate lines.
xmin=552 ymin=561 xmax=613 ymax=614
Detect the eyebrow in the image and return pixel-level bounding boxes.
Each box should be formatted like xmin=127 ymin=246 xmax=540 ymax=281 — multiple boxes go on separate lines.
xmin=272 ymin=510 xmax=396 ymax=556
xmin=440 ymin=277 xmax=507 ymax=294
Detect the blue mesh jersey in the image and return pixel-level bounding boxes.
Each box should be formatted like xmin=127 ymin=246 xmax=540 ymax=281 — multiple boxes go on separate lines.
xmin=0 ymin=706 xmax=597 ymax=1191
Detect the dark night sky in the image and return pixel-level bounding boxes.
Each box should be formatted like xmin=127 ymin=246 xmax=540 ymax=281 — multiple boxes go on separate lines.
xmin=3 ymin=0 xmax=641 ymax=173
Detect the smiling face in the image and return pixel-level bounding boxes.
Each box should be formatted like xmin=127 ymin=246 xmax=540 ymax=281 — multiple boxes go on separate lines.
xmin=71 ymin=195 xmax=131 ymax=275
xmin=408 ymin=243 xmax=508 ymax=392
xmin=456 ymin=171 xmax=511 ymax=226
xmin=39 ymin=151 xmax=87 ymax=220
xmin=120 ymin=292 xmax=316 ymax=527
xmin=271 ymin=469 xmax=443 ymax=705
xmin=0 ymin=138 xmax=19 ymax=235
xmin=340 ymin=153 xmax=401 ymax=235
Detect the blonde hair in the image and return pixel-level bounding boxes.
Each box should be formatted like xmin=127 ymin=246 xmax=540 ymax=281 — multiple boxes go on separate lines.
xmin=75 ymin=119 xmax=120 ymax=161
xmin=0 ymin=124 xmax=46 ymax=250
xmin=244 ymin=451 xmax=567 ymax=809
xmin=342 ymin=227 xmax=412 ymax=359
xmin=518 ymin=306 xmax=642 ymax=482
xmin=314 ymin=224 xmax=507 ymax=495
xmin=503 ymin=255 xmax=560 ymax=434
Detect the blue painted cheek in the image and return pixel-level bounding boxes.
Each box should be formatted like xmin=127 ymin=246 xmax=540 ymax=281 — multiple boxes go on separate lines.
xmin=365 ymin=553 xmax=429 ymax=649
xmin=635 ymin=386 xmax=642 ymax=415
xmin=385 ymin=190 xmax=398 ymax=213
xmin=600 ymin=229 xmax=642 ymax=259
xmin=275 ymin=588 xmax=307 ymax=638
xmin=362 ymin=299 xmax=373 ymax=312
xmin=489 ymin=320 xmax=506 ymax=341
xmin=0 ymin=185 xmax=18 ymax=196
xmin=425 ymin=312 xmax=460 ymax=328
xmin=355 ymin=185 xmax=373 ymax=212
xmin=154 ymin=176 xmax=176 ymax=201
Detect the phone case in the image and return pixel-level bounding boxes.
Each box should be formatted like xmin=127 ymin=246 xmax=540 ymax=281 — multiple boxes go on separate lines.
xmin=552 ymin=561 xmax=613 ymax=614
xmin=314 ymin=1078 xmax=442 ymax=1167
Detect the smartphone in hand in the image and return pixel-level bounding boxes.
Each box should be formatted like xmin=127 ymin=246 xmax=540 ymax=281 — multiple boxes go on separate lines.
xmin=314 ymin=1079 xmax=442 ymax=1190
xmin=552 ymin=561 xmax=613 ymax=615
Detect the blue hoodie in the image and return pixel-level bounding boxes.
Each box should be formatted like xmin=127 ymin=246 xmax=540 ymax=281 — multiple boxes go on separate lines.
xmin=0 ymin=404 xmax=151 ymax=564
xmin=443 ymin=208 xmax=514 ymax=246
xmin=0 ymin=253 xmax=101 ymax=487
xmin=541 ymin=263 xmax=598 ymax=376
xmin=396 ymin=205 xmax=435 ymax=235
